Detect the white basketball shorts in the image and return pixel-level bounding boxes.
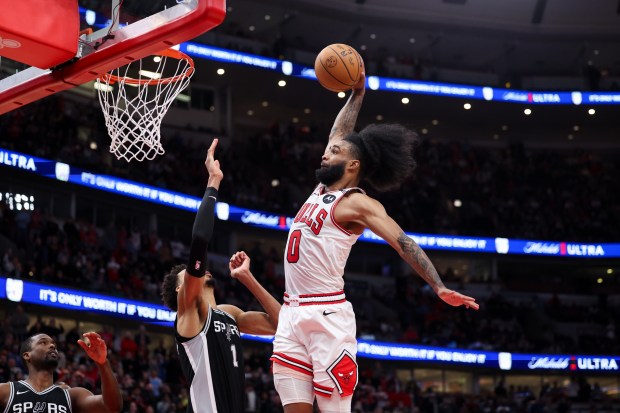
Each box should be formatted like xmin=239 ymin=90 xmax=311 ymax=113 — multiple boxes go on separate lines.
xmin=270 ymin=291 xmax=358 ymax=399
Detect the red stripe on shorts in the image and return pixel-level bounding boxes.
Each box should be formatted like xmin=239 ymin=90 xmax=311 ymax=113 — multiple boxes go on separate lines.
xmin=313 ymin=381 xmax=334 ymax=397
xmin=270 ymin=353 xmax=313 ymax=376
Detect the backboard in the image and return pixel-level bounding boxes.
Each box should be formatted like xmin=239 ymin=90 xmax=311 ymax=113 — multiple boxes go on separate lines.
xmin=0 ymin=0 xmax=225 ymax=115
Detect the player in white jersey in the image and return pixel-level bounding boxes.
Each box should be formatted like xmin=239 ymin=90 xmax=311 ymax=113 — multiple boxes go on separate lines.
xmin=271 ymin=73 xmax=479 ymax=413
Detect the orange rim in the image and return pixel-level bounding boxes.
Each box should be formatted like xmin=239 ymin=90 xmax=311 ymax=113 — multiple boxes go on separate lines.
xmin=99 ymin=48 xmax=195 ymax=86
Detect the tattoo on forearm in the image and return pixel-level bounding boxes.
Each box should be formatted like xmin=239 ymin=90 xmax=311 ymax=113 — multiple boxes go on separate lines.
xmin=330 ymin=94 xmax=364 ymax=137
xmin=397 ymin=231 xmax=445 ymax=291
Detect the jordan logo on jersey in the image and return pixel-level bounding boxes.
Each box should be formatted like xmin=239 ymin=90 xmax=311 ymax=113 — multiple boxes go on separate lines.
xmin=293 ymin=202 xmax=328 ymax=235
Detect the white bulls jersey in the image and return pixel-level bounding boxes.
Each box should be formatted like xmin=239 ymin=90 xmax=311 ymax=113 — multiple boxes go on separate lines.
xmin=283 ymin=184 xmax=364 ymax=295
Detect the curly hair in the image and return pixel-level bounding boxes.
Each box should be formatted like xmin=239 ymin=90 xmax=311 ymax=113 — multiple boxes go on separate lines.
xmin=345 ymin=123 xmax=418 ymax=192
xmin=161 ymin=264 xmax=186 ymax=312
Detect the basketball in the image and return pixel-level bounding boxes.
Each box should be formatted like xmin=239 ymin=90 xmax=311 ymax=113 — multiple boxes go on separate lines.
xmin=314 ymin=43 xmax=364 ymax=92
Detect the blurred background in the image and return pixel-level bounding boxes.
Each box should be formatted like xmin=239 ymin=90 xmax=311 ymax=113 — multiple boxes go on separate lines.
xmin=1 ymin=0 xmax=619 ymax=412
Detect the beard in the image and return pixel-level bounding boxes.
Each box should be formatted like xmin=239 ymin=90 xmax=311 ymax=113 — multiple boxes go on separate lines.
xmin=315 ymin=162 xmax=346 ymax=186
xmin=32 ymin=354 xmax=59 ymax=370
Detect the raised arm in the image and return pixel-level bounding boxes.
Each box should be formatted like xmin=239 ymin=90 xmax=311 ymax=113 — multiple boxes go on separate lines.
xmin=336 ymin=193 xmax=479 ymax=309
xmin=219 ymin=251 xmax=282 ymax=335
xmin=179 ymin=139 xmax=223 ymax=310
xmin=329 ymin=72 xmax=366 ymax=143
xmin=70 ymin=332 xmax=122 ymax=413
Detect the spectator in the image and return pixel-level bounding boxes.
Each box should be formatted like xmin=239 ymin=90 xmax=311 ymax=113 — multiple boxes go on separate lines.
xmin=8 ymin=305 xmax=30 ymax=341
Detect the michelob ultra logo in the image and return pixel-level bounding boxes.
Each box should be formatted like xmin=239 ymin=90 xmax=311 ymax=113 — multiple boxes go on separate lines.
xmin=577 ymin=358 xmax=618 ymax=370
xmin=528 ymin=357 xmax=569 ymax=369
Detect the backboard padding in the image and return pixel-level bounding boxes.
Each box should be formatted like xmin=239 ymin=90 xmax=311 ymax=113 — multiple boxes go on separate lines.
xmin=0 ymin=0 xmax=225 ymax=115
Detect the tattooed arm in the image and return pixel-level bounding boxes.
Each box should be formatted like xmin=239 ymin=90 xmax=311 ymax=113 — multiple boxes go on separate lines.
xmin=396 ymin=231 xmax=446 ymax=293
xmin=334 ymin=192 xmax=479 ymax=309
xmin=329 ymin=72 xmax=366 ymax=143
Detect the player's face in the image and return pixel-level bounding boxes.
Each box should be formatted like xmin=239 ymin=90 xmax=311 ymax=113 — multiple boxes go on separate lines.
xmin=26 ymin=334 xmax=59 ymax=369
xmin=176 ymin=270 xmax=216 ymax=292
xmin=316 ymin=141 xmax=351 ymax=185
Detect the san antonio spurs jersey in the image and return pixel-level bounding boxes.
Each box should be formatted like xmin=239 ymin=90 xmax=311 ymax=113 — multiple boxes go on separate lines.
xmin=176 ymin=306 xmax=245 ymax=413
xmin=4 ymin=380 xmax=72 ymax=413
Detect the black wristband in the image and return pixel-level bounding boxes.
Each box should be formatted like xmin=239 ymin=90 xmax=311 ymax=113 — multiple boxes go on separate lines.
xmin=205 ymin=186 xmax=218 ymax=199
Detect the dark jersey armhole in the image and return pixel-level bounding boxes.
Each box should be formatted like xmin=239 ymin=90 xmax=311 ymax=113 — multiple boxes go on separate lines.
xmin=175 ymin=308 xmax=211 ymax=343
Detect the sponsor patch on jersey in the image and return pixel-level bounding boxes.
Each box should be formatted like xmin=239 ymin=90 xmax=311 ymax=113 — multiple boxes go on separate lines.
xmin=322 ymin=194 xmax=336 ymax=204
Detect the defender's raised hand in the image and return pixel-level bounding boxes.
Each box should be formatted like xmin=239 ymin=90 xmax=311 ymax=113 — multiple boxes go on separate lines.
xmin=205 ymin=138 xmax=223 ymax=187
xmin=77 ymin=332 xmax=108 ymax=365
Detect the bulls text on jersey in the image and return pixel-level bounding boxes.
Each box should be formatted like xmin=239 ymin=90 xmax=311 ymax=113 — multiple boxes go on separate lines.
xmin=293 ymin=203 xmax=328 ymax=235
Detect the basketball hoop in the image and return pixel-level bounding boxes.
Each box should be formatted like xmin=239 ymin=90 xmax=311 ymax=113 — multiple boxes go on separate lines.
xmin=96 ymin=48 xmax=194 ymax=162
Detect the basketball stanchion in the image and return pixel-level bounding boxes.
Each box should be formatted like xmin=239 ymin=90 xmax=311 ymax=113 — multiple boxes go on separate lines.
xmin=96 ymin=48 xmax=195 ymax=162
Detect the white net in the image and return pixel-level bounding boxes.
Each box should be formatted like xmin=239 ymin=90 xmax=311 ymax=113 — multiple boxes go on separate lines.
xmin=96 ymin=50 xmax=194 ymax=162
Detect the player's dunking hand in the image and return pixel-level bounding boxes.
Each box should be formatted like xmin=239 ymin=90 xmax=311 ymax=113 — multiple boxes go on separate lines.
xmin=437 ymin=287 xmax=479 ymax=310
xmin=353 ymin=71 xmax=366 ymax=95
xmin=229 ymin=251 xmax=252 ymax=282
xmin=77 ymin=332 xmax=108 ymax=365
xmin=205 ymin=138 xmax=223 ymax=186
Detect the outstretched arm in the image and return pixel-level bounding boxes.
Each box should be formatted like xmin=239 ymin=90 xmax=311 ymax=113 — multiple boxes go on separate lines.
xmin=219 ymin=251 xmax=282 ymax=335
xmin=336 ymin=193 xmax=479 ymax=309
xmin=70 ymin=332 xmax=122 ymax=413
xmin=329 ymin=72 xmax=366 ymax=143
xmin=179 ymin=139 xmax=223 ymax=309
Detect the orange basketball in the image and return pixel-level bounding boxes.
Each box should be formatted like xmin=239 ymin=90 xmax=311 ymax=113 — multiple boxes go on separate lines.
xmin=314 ymin=44 xmax=364 ymax=92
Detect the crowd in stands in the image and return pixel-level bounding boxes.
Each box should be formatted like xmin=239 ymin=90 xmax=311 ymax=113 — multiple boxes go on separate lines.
xmin=1 ymin=91 xmax=620 ymax=356
xmin=2 ymin=191 xmax=619 ymax=356
xmin=3 ymin=8 xmax=620 ymax=413
xmin=1 ymin=96 xmax=619 ymax=243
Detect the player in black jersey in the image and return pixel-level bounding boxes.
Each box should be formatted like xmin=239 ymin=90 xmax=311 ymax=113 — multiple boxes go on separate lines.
xmin=0 ymin=332 xmax=122 ymax=413
xmin=161 ymin=139 xmax=281 ymax=413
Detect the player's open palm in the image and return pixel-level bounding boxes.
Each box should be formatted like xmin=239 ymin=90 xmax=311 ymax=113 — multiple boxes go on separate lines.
xmin=205 ymin=138 xmax=223 ymax=182
xmin=229 ymin=251 xmax=251 ymax=282
xmin=438 ymin=288 xmax=479 ymax=310
xmin=77 ymin=332 xmax=108 ymax=365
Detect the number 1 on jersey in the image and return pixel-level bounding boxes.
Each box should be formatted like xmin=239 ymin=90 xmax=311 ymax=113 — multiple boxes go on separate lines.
xmin=286 ymin=229 xmax=301 ymax=263
xmin=231 ymin=344 xmax=239 ymax=367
